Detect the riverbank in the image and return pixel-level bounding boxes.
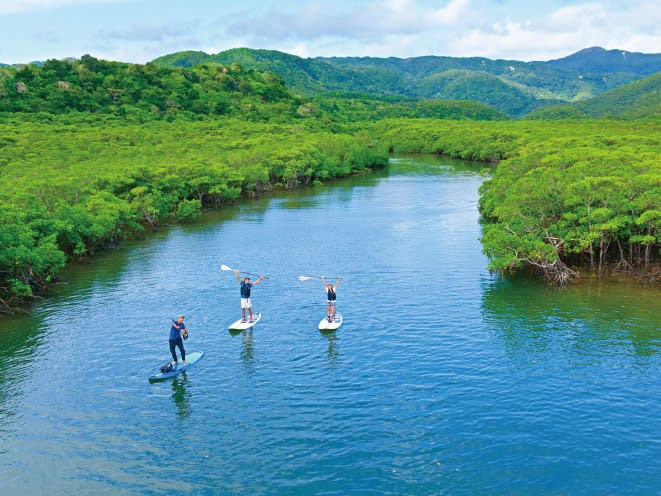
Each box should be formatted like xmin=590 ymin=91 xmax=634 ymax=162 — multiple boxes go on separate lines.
xmin=370 ymin=118 xmax=661 ymax=284
xmin=2 ymin=115 xmax=658 ymax=314
xmin=0 ymin=114 xmax=389 ymax=312
xmin=2 ymin=153 xmax=659 ymax=494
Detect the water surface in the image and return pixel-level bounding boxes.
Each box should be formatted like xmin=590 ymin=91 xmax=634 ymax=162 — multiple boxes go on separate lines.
xmin=1 ymin=155 xmax=659 ymax=494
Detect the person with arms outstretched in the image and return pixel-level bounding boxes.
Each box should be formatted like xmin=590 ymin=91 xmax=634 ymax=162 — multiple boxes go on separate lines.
xmin=169 ymin=314 xmax=187 ymax=367
xmin=321 ymin=275 xmax=341 ymax=322
xmin=235 ymin=269 xmax=264 ymax=322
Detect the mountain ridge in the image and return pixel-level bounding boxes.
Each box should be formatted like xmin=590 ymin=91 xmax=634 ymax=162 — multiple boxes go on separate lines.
xmin=152 ymin=46 xmax=661 ymax=116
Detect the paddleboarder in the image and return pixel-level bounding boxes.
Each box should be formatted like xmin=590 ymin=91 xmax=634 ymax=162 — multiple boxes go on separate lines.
xmin=235 ymin=269 xmax=264 ymax=323
xmin=169 ymin=314 xmax=187 ymax=366
xmin=321 ymin=275 xmax=341 ymax=322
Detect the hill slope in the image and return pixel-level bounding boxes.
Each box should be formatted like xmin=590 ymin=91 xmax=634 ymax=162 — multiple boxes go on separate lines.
xmin=0 ymin=55 xmax=299 ymax=119
xmin=575 ymin=71 xmax=661 ymax=118
xmin=0 ymin=55 xmax=504 ymax=122
xmin=526 ymin=72 xmax=661 ymax=119
xmin=153 ymin=47 xmax=661 ymax=117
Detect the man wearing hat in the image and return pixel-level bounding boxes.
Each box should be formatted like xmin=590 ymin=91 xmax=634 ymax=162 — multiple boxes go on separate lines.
xmin=169 ymin=314 xmax=187 ymax=366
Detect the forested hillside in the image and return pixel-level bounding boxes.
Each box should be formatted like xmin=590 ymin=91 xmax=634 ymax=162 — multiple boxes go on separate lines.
xmin=153 ymin=47 xmax=661 ymax=116
xmin=0 ymin=55 xmax=299 ymax=119
xmin=525 ymin=72 xmax=661 ymax=119
xmin=1 ymin=49 xmax=658 ymax=310
xmin=0 ymin=55 xmax=502 ymax=123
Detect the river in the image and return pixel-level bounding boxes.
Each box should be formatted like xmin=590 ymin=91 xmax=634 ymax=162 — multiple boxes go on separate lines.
xmin=1 ymin=155 xmax=659 ymax=495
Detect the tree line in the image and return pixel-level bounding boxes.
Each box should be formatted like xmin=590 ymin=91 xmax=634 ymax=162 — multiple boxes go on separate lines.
xmin=0 ymin=114 xmax=388 ymax=311
xmin=1 ymin=55 xmax=658 ymax=312
xmin=370 ymin=118 xmax=661 ymax=283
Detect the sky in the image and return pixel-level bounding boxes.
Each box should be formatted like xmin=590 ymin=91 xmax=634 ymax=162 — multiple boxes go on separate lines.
xmin=0 ymin=0 xmax=659 ymax=64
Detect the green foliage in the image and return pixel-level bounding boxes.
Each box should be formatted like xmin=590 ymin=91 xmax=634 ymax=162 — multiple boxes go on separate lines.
xmin=526 ymin=73 xmax=661 ymax=120
xmin=0 ymin=114 xmax=388 ymax=305
xmin=315 ymin=97 xmax=506 ymax=124
xmin=0 ymin=55 xmax=301 ymax=120
xmin=152 ymin=47 xmax=661 ymax=117
xmin=1 ymin=52 xmax=658 ymax=305
xmin=369 ymin=118 xmax=661 ymax=279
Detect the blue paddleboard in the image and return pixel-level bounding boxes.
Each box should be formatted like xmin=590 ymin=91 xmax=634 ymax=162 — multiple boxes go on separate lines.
xmin=148 ymin=351 xmax=204 ymax=383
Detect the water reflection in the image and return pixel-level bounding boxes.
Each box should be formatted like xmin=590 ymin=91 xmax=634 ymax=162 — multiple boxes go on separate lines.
xmin=171 ymin=375 xmax=191 ymax=420
xmin=322 ymin=331 xmax=339 ymax=366
xmin=240 ymin=330 xmax=255 ymax=373
xmin=482 ymin=275 xmax=661 ymax=363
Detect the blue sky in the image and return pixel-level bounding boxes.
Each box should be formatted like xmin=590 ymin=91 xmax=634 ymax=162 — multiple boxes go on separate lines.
xmin=0 ymin=0 xmax=659 ymax=63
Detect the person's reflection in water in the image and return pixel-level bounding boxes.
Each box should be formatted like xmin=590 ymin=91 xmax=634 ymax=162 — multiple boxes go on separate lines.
xmin=241 ymin=329 xmax=255 ymax=374
xmin=171 ymin=375 xmax=191 ymax=420
xmin=325 ymin=331 xmax=339 ymax=366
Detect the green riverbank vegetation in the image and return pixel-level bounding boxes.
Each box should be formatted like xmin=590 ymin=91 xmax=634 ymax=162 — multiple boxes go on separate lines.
xmin=0 ymin=114 xmax=388 ymax=311
xmin=0 ymin=55 xmax=659 ymax=310
xmin=371 ymin=119 xmax=661 ymax=284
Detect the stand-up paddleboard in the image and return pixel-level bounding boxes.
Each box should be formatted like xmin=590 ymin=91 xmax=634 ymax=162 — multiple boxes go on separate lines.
xmin=228 ymin=312 xmax=262 ymax=331
xmin=149 ymin=351 xmax=204 ymax=383
xmin=319 ymin=312 xmax=343 ymax=331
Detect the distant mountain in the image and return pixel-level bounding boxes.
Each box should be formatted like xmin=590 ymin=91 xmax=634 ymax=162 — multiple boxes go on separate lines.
xmin=576 ymin=72 xmax=661 ymax=118
xmin=525 ymin=72 xmax=661 ymax=119
xmin=545 ymin=47 xmax=661 ymax=76
xmin=152 ymin=47 xmax=661 ymax=117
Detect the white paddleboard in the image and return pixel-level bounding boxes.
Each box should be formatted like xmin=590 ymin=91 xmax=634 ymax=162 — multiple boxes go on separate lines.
xmin=229 ymin=312 xmax=262 ymax=330
xmin=319 ymin=312 xmax=343 ymax=330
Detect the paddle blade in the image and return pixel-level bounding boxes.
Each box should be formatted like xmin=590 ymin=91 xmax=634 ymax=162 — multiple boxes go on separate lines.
xmin=220 ymin=264 xmax=233 ymax=271
xmin=298 ymin=275 xmax=312 ymax=281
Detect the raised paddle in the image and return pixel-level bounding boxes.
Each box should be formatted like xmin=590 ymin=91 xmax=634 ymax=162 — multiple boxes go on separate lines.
xmin=221 ymin=264 xmax=268 ymax=279
xmin=298 ymin=275 xmax=343 ymax=281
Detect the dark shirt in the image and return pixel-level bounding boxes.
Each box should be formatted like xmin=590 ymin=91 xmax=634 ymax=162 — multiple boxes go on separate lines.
xmin=240 ymin=281 xmax=253 ymax=298
xmin=169 ymin=321 xmax=186 ymax=341
xmin=327 ymin=288 xmax=336 ymax=301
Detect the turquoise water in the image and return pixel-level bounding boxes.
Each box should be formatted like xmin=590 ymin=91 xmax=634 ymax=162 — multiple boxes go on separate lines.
xmin=1 ymin=155 xmax=659 ymax=494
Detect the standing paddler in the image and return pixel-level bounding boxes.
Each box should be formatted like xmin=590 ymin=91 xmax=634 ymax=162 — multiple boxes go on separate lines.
xmin=235 ymin=269 xmax=265 ymax=323
xmin=321 ymin=275 xmax=342 ymax=322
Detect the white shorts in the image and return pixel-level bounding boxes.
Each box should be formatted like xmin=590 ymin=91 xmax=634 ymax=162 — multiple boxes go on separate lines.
xmin=241 ymin=298 xmax=252 ymax=309
xmin=327 ymin=300 xmax=336 ymax=308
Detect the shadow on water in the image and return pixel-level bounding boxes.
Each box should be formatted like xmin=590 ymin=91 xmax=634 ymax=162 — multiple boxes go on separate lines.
xmin=482 ymin=273 xmax=661 ymax=362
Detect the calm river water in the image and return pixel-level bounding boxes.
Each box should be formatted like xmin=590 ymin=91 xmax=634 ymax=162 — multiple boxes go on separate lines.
xmin=1 ymin=155 xmax=660 ymax=495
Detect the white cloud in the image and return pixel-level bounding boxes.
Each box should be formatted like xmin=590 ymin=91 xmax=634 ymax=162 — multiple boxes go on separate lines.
xmin=0 ymin=0 xmax=125 ymax=15
xmin=3 ymin=0 xmax=659 ymax=63
xmin=445 ymin=1 xmax=661 ymax=60
xmin=100 ymin=20 xmax=199 ymax=42
xmin=227 ymin=0 xmax=473 ymax=42
xmin=429 ymin=0 xmax=471 ymax=25
xmin=543 ymin=3 xmax=607 ymax=32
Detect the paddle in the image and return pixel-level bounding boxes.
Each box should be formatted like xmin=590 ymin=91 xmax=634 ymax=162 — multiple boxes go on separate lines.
xmin=298 ymin=275 xmax=343 ymax=281
xmin=220 ymin=264 xmax=268 ymax=279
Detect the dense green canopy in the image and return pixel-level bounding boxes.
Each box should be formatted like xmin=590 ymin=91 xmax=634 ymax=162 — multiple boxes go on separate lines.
xmin=0 ymin=114 xmax=388 ymax=309
xmin=371 ymin=118 xmax=661 ymax=283
xmin=0 ymin=53 xmax=659 ymax=310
